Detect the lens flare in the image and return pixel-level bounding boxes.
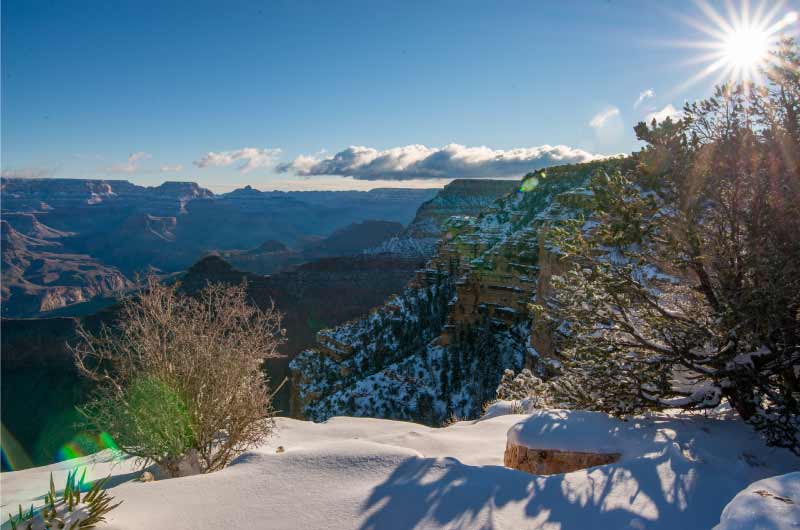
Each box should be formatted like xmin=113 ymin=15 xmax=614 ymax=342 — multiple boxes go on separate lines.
xmin=520 ymin=170 xmax=546 ymax=193
xmin=1 ymin=423 xmax=34 ymax=471
xmin=668 ymin=1 xmax=799 ymax=92
xmin=55 ymin=431 xmax=120 ymax=463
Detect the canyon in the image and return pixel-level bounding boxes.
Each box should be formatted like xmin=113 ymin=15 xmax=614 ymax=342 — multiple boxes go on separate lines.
xmin=1 ymin=177 xmax=518 ymax=470
xmin=291 ymin=160 xmax=626 ymax=422
xmin=0 ymin=178 xmax=438 ymax=317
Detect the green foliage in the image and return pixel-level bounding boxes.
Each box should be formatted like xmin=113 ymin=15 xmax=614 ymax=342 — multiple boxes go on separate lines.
xmin=544 ymin=39 xmax=800 ymax=453
xmin=73 ymin=280 xmax=284 ymax=475
xmin=79 ymin=376 xmax=196 ymax=467
xmin=7 ymin=470 xmax=121 ymax=530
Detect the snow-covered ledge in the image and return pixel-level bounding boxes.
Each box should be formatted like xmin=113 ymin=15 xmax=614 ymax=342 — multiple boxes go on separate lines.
xmin=504 ymin=409 xmax=622 ymax=475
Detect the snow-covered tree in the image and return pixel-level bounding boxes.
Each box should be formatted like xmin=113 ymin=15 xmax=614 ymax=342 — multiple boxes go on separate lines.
xmin=496 ymin=368 xmax=543 ymax=401
xmin=545 ymin=39 xmax=800 ymax=453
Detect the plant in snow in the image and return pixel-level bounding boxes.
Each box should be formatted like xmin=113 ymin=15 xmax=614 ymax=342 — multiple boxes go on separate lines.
xmin=73 ymin=278 xmax=285 ymax=476
xmin=544 ymin=39 xmax=800 ymax=453
xmin=7 ymin=469 xmax=120 ymax=530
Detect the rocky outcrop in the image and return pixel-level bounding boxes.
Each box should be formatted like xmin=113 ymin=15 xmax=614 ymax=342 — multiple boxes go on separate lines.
xmin=527 ymin=228 xmax=569 ymax=360
xmin=1 ymin=220 xmax=132 ymax=317
xmin=366 ymin=179 xmax=519 ymax=257
xmin=408 ymin=179 xmax=520 ymax=238
xmin=292 ymin=161 xmax=622 ymax=423
xmin=504 ymin=440 xmax=620 ymax=475
xmin=420 ymin=170 xmax=598 ymax=351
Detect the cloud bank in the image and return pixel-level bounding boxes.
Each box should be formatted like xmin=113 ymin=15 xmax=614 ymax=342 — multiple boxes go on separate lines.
xmin=194 ymin=147 xmax=282 ymax=173
xmin=277 ymin=143 xmax=603 ymax=181
xmin=646 ymin=104 xmax=682 ymax=123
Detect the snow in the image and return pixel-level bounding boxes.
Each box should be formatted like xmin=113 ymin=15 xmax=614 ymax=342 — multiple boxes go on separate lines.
xmin=714 ymin=472 xmax=800 ymax=530
xmin=2 ymin=409 xmax=799 ymax=529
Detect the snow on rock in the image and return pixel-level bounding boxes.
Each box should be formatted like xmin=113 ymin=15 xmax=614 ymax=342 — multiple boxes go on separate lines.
xmin=2 ymin=411 xmax=799 ymax=530
xmin=713 ymin=472 xmax=800 ymax=530
xmin=506 ymin=409 xmax=652 ymax=454
xmin=504 ymin=408 xmax=800 ymax=528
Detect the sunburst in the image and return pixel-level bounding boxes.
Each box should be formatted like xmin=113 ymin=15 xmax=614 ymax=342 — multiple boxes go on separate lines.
xmin=671 ymin=0 xmax=798 ymax=92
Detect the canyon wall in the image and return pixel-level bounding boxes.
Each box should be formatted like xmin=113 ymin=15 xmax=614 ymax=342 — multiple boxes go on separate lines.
xmin=291 ymin=161 xmax=621 ymax=422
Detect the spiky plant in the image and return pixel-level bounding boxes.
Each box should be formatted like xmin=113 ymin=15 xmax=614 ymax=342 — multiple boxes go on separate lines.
xmin=7 ymin=469 xmax=122 ymax=530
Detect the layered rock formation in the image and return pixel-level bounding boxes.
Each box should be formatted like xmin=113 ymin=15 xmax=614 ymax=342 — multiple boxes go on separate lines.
xmin=291 ymin=160 xmax=624 ymax=422
xmin=1 ymin=178 xmax=437 ymax=316
xmin=366 ymin=179 xmax=518 ymax=257
xmin=1 ymin=220 xmax=132 ymax=316
xmin=504 ymin=441 xmax=620 ymax=475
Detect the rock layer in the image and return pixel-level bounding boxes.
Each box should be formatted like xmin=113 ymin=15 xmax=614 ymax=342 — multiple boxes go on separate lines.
xmin=503 ymin=441 xmax=620 ymax=475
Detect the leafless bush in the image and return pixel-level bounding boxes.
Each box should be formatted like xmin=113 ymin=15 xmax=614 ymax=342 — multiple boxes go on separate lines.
xmin=73 ymin=277 xmax=284 ymax=476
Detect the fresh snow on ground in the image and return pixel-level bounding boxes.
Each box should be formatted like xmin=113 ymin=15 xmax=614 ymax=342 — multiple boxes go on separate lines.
xmin=2 ymin=407 xmax=798 ymax=529
xmin=713 ymin=472 xmax=800 ymax=530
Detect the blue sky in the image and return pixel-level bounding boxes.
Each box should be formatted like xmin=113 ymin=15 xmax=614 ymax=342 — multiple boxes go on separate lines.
xmin=2 ymin=0 xmax=798 ymax=191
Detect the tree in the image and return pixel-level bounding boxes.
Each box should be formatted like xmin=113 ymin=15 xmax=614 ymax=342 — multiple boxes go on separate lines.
xmin=544 ymin=40 xmax=800 ymax=453
xmin=73 ymin=278 xmax=285 ymax=475
xmin=496 ymin=368 xmax=543 ymax=402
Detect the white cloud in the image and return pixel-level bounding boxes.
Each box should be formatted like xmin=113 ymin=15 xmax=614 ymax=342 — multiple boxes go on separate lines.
xmin=262 ymin=175 xmax=452 ymax=191
xmin=286 ymin=154 xmax=324 ymax=175
xmin=107 ymin=151 xmax=151 ymax=173
xmin=1 ymin=167 xmax=55 ymax=179
xmin=160 ymin=164 xmax=184 ymax=172
xmin=277 ymin=143 xmax=604 ymax=181
xmin=645 ymin=104 xmax=682 ymax=124
xmin=589 ymin=107 xmax=621 ymax=129
xmin=194 ymin=147 xmax=282 ymax=173
xmin=634 ymin=89 xmax=655 ymax=109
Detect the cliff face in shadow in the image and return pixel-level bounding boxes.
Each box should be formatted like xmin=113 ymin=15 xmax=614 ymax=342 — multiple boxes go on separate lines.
xmin=1 ymin=252 xmax=423 ymax=469
xmin=1 ymin=310 xmax=114 ymax=471
xmin=181 ymin=254 xmax=425 ymax=414
xmin=220 ymin=220 xmax=405 ymax=275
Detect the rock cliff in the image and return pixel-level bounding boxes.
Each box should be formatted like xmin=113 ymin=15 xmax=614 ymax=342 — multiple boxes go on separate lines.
xmin=291 ymin=160 xmax=624 ymax=423
xmin=366 ymin=179 xmax=519 ymax=257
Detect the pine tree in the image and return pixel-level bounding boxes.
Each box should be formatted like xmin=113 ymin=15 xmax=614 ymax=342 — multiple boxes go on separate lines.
xmin=544 ymin=40 xmax=800 ymax=453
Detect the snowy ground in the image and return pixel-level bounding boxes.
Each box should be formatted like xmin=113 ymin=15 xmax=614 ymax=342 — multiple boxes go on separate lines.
xmin=2 ymin=408 xmax=798 ymax=529
xmin=714 ymin=472 xmax=800 ymax=530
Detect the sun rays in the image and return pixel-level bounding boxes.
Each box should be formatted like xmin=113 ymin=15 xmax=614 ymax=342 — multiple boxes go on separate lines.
xmin=670 ymin=0 xmax=798 ymax=93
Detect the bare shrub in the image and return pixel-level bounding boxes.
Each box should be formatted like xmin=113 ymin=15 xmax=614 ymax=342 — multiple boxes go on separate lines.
xmin=73 ymin=277 xmax=284 ymax=476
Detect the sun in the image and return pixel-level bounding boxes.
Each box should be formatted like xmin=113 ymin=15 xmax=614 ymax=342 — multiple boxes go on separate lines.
xmin=723 ymin=26 xmax=769 ymax=69
xmin=672 ymin=1 xmax=798 ymax=90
